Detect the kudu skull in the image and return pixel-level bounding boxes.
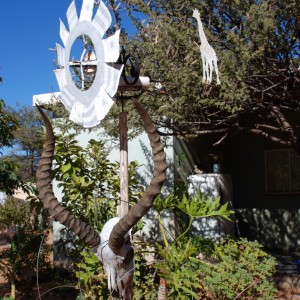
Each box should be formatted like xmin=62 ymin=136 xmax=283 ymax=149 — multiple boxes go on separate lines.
xmin=36 ymin=100 xmax=168 ymax=299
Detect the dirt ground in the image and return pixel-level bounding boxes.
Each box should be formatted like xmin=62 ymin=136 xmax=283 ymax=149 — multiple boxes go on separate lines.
xmin=0 ymin=281 xmax=79 ymax=300
xmin=0 ymin=231 xmax=67 ymax=300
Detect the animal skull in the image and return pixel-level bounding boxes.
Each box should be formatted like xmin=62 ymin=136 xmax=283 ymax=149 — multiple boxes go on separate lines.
xmin=95 ymin=217 xmax=134 ymax=299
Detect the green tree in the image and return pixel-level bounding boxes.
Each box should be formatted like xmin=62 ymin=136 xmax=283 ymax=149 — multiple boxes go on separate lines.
xmin=0 ymin=103 xmax=44 ymax=194
xmin=0 ymin=99 xmax=18 ymax=151
xmin=0 ymin=99 xmax=20 ymax=194
xmin=0 ymin=160 xmax=21 ymax=195
xmin=6 ymin=105 xmax=45 ymax=182
xmin=108 ymin=0 xmax=300 ymax=150
xmin=52 ymin=122 xmax=143 ymax=260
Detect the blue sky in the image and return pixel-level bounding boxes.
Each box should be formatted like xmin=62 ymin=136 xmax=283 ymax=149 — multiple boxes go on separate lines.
xmin=0 ymin=1 xmax=133 ymax=108
xmin=0 ymin=1 xmax=71 ymax=107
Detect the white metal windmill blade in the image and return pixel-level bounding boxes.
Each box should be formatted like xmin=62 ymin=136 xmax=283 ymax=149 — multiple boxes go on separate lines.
xmin=54 ymin=0 xmax=123 ymax=127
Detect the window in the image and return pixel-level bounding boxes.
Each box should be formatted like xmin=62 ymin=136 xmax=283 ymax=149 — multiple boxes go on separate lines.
xmin=265 ymin=149 xmax=300 ymax=194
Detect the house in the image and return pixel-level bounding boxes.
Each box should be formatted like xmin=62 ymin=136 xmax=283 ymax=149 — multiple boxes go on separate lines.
xmin=176 ymin=128 xmax=300 ymax=253
xmin=33 ymin=90 xmax=300 ymax=254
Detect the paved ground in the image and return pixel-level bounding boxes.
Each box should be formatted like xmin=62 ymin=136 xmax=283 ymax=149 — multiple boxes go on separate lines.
xmin=273 ymin=251 xmax=300 ymax=299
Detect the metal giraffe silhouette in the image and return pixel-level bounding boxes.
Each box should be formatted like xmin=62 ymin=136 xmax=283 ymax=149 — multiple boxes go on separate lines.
xmin=193 ymin=9 xmax=220 ymax=85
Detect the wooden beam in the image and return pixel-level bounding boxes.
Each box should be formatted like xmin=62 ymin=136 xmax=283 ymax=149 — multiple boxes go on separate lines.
xmin=118 ymin=111 xmax=129 ymax=218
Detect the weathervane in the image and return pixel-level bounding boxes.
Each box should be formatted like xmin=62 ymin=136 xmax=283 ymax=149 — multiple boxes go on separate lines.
xmin=54 ymin=0 xmax=123 ymax=127
xmin=38 ymin=1 xmax=163 ymax=299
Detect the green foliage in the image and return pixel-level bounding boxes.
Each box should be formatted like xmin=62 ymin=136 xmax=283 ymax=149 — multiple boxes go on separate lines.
xmin=153 ymin=236 xmax=277 ymax=299
xmin=4 ymin=105 xmax=45 ymax=182
xmin=153 ymin=193 xmax=178 ymax=212
xmin=53 ymin=128 xmax=145 ymax=284
xmin=53 ymin=133 xmax=117 ymax=260
xmin=152 ymin=193 xmax=276 ymax=299
xmin=199 ymin=239 xmax=277 ymax=299
xmin=154 ymin=192 xmax=233 ymax=244
xmin=131 ymin=243 xmax=158 ymax=300
xmin=154 ymin=239 xmax=202 ymax=299
xmin=54 ymin=135 xmax=117 ymax=230
xmin=53 ymin=131 xmax=143 ymax=234
xmin=0 ymin=157 xmax=39 ymax=196
xmin=177 ymin=193 xmax=233 ymax=220
xmin=153 ymin=193 xmax=233 ymax=298
xmin=0 ymin=197 xmax=29 ymax=230
xmin=0 ymin=159 xmax=21 ymax=195
xmin=0 ymin=197 xmax=51 ymax=297
xmin=101 ymin=0 xmax=300 ymax=150
xmin=0 ymin=99 xmax=19 ymax=150
xmin=0 ymin=103 xmax=45 ymax=194
xmin=76 ymin=249 xmax=110 ymax=299
xmin=0 ymin=99 xmax=21 ymax=194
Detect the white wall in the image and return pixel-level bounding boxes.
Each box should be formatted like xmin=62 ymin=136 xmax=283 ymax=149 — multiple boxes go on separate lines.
xmin=52 ymin=127 xmax=175 ymax=265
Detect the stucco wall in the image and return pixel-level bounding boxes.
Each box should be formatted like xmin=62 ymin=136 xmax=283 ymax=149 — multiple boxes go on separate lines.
xmin=223 ymin=132 xmax=300 ymax=251
xmin=184 ymin=132 xmax=300 ymax=251
xmin=52 ymin=128 xmax=175 ymax=267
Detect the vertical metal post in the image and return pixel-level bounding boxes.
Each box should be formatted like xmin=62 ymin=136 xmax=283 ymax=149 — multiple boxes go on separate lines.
xmin=118 ymin=108 xmax=129 ymax=218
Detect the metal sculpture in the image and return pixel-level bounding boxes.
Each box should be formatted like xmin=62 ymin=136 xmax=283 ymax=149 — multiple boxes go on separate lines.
xmin=54 ymin=0 xmax=123 ymax=127
xmin=193 ymin=9 xmax=220 ymax=85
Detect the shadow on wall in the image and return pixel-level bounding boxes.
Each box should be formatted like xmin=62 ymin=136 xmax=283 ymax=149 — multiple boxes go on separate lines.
xmin=236 ymin=208 xmax=300 ymax=252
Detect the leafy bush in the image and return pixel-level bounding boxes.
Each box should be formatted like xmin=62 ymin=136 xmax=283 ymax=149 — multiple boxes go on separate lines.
xmin=151 ymin=192 xmax=277 ymax=299
xmin=0 ymin=197 xmax=51 ymax=299
xmin=200 ymin=238 xmax=277 ymax=299
xmin=76 ymin=249 xmax=110 ymax=300
xmin=54 ymin=134 xmax=144 ymax=233
xmin=53 ymin=133 xmax=144 ymax=264
xmin=153 ymin=237 xmax=277 ymax=299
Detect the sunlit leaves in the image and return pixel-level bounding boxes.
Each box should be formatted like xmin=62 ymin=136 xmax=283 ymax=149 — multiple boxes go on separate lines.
xmin=53 ymin=130 xmax=143 ymax=233
xmin=177 ymin=193 xmax=233 ymax=220
xmin=154 ymin=241 xmax=202 ymax=299
xmin=115 ymin=0 xmax=300 ymax=148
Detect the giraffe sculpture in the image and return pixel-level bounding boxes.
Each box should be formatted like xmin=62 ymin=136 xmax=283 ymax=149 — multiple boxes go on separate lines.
xmin=193 ymin=9 xmax=220 ymax=85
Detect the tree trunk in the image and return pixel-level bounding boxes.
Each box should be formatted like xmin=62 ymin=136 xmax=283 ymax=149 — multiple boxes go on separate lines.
xmin=118 ymin=112 xmax=129 ymax=218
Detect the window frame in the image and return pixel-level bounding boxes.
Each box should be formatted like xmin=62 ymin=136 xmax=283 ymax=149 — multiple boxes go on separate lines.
xmin=265 ymin=148 xmax=300 ymax=194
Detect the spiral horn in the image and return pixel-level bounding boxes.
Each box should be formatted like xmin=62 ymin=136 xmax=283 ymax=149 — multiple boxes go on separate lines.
xmin=108 ymin=99 xmax=168 ymax=253
xmin=36 ymin=106 xmax=100 ymax=248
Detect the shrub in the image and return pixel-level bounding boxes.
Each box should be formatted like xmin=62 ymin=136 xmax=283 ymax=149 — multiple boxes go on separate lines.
xmin=199 ymin=238 xmax=277 ymax=299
